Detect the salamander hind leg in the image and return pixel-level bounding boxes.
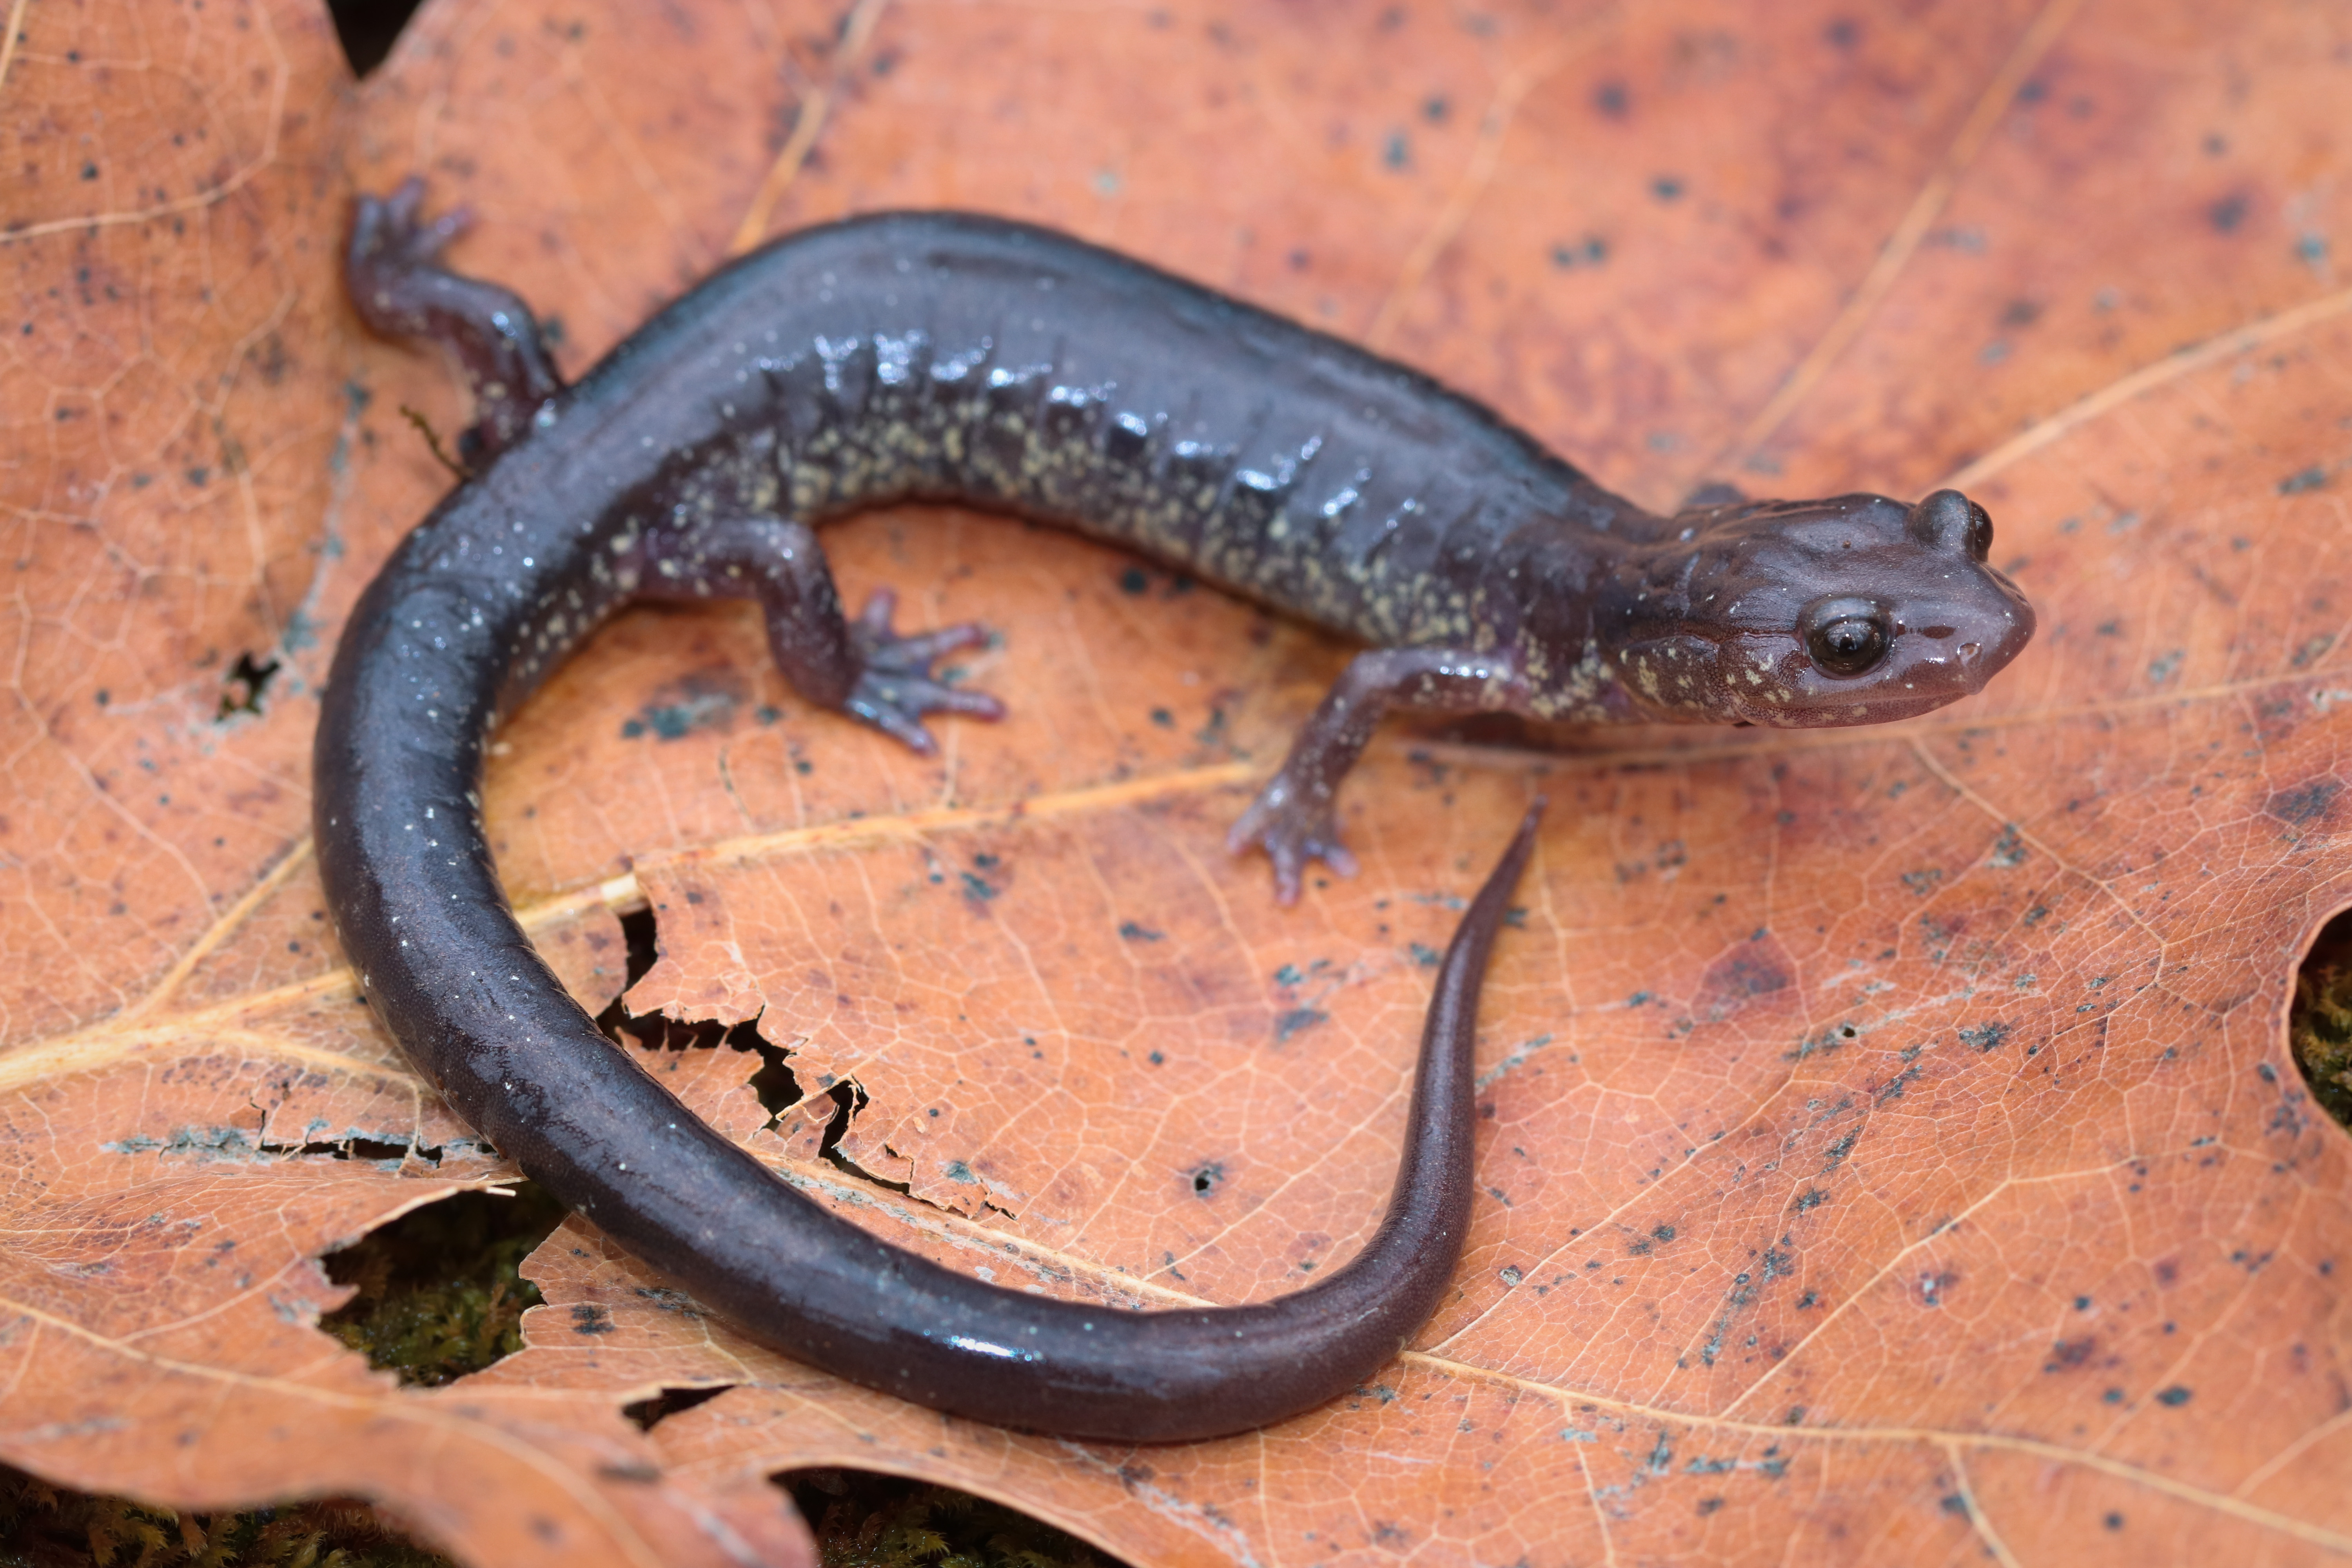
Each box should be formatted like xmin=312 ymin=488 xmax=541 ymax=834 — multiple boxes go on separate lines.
xmin=1230 ymin=646 xmax=1533 ymax=904
xmin=637 ymin=517 xmax=1004 ymax=755
xmin=347 ymin=178 xmax=564 ymax=463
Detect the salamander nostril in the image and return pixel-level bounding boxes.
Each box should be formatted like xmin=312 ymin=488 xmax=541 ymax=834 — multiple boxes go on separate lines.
xmin=1922 ymin=625 xmax=1957 ymax=640
xmin=1957 ymin=642 xmax=1981 ymax=664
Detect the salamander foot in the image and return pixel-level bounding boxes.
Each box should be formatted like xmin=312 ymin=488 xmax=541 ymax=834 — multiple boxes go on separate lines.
xmin=1227 ymin=777 xmax=1359 ymax=905
xmin=350 ymin=176 xmax=469 ymax=276
xmin=844 ymin=589 xmax=1005 ymax=753
xmin=346 ymin=178 xmax=563 ymax=460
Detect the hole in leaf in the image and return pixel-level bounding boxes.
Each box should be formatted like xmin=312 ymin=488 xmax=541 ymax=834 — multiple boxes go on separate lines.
xmin=216 ymin=650 xmax=281 ymax=719
xmin=319 ymin=1183 xmax=568 ymax=1386
xmin=817 ymin=1081 xmax=866 ymax=1161
xmin=593 ymin=902 xmax=807 ymax=1116
xmin=777 ymin=1468 xmax=1127 ymax=1568
xmin=605 ymin=984 xmax=806 ymax=1106
xmin=814 ymin=1079 xmax=913 ymax=1193
xmin=747 ymin=1042 xmax=805 ymax=1116
xmin=615 ymin=903 xmax=659 ymax=984
xmin=327 ymin=0 xmax=424 ymax=76
xmin=591 ymin=903 xmax=661 ymax=1042
xmin=622 ymin=1384 xmax=732 ymax=1432
xmin=2292 ymin=906 xmax=2352 ymax=1129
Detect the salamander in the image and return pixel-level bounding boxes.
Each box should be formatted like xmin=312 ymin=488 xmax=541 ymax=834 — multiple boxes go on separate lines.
xmin=316 ymin=180 xmax=2034 ymax=1442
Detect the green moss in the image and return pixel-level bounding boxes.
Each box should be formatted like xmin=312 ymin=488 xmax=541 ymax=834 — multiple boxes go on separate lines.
xmin=783 ymin=1470 xmax=1114 ymax=1568
xmin=0 ymin=1465 xmax=452 ymax=1568
xmin=2293 ymin=911 xmax=2352 ymax=1128
xmin=318 ymin=1184 xmax=568 ymax=1385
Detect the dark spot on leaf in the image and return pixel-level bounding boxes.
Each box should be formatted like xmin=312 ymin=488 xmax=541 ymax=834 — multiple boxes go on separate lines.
xmin=1550 ymin=235 xmax=1609 ymax=268
xmin=1275 ymin=1007 xmax=1328 ymax=1042
xmin=2043 ymin=1335 xmax=2095 ymax=1371
xmin=2268 ymin=780 xmax=2340 ymax=828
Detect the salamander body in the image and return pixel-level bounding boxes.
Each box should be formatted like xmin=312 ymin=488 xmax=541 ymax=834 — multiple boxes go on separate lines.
xmin=316 ymin=181 xmax=2033 ymax=1441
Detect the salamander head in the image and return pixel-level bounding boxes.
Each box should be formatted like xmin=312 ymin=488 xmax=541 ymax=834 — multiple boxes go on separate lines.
xmin=1602 ymin=489 xmax=2034 ymax=727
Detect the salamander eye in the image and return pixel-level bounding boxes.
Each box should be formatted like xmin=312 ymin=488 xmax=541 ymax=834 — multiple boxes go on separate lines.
xmin=1800 ymin=595 xmax=1892 ymax=678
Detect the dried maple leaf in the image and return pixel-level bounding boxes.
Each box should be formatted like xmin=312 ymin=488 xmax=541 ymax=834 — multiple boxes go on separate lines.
xmin=2 ymin=1 xmax=2347 ymax=1565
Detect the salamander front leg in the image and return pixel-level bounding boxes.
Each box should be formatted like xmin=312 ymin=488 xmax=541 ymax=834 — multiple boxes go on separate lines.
xmin=637 ymin=517 xmax=1004 ymax=753
xmin=347 ymin=178 xmax=564 ymax=463
xmin=1229 ymin=646 xmax=1532 ymax=904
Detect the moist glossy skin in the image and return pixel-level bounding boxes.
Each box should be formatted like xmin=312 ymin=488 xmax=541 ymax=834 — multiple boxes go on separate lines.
xmin=317 ymin=182 xmax=2034 ymax=1441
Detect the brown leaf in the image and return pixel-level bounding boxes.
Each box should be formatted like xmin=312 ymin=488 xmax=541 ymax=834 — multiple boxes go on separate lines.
xmin=3 ymin=1 xmax=2347 ymax=1565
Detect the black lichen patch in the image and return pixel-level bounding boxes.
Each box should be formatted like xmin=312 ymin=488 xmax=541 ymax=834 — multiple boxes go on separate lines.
xmin=319 ymin=1184 xmax=570 ymax=1386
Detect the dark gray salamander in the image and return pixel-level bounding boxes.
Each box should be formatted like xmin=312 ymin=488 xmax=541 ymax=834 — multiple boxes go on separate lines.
xmin=318 ymin=180 xmax=2034 ymax=1441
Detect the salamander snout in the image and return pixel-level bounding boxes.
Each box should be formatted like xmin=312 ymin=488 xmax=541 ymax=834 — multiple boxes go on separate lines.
xmin=1604 ymin=488 xmax=2036 ymax=728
